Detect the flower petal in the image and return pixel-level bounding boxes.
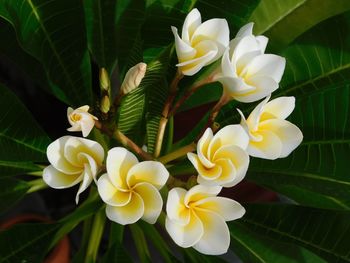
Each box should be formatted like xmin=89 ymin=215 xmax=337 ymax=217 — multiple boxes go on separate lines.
xmin=166 ymin=187 xmax=190 ymax=225
xmin=75 ymin=165 xmax=93 ymax=204
xmin=47 ymin=136 xmax=82 ymax=174
xmin=193 ymin=210 xmax=230 ymax=255
xmin=245 ymin=54 xmax=286 ymax=83
xmin=43 ymin=165 xmax=81 ymax=189
xmin=235 ymin=22 xmax=253 ymax=38
xmin=239 ymin=75 xmax=278 ymax=103
xmin=172 ymin=26 xmax=196 ymax=62
xmin=256 ymin=35 xmax=268 ymax=53
xmin=165 ymin=211 xmax=204 ymax=248
xmin=97 ymin=173 xmax=131 ymax=206
xmin=197 ymin=128 xmax=215 ymax=168
xmin=194 ymin=196 xmax=245 ymax=221
xmin=188 ymin=153 xmax=222 ymax=181
xmin=220 ymin=48 xmax=236 ymax=78
xmin=192 ymin=18 xmax=229 ymax=48
xmin=259 ymin=119 xmax=303 ymax=158
xmin=80 ymin=116 xmax=95 ymax=137
xmin=213 ymin=145 xmax=249 ymax=187
xmin=261 ymin=96 xmax=295 ymax=121
xmin=106 ymin=147 xmax=138 ymax=189
xmin=105 ymin=192 xmax=144 ymax=225
xmin=184 ymin=185 xmax=222 ymax=205
xmin=248 ymin=130 xmax=283 ymax=160
xmin=126 ymin=161 xmax=169 ymax=189
xmin=133 ymin=182 xmax=163 ymax=224
xmin=182 ymin=8 xmax=201 ymax=43
xmin=208 ymin=124 xmax=249 ymax=156
xmin=246 ymin=96 xmax=270 ymax=131
xmin=218 ymin=76 xmax=255 ymax=97
xmin=232 ymin=36 xmax=261 ymax=64
xmin=177 ymin=49 xmax=217 ymax=76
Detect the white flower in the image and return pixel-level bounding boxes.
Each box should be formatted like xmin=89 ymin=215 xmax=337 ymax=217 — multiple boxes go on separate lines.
xmin=165 ymin=185 xmax=245 ymax=255
xmin=67 ymin=105 xmax=98 ymax=137
xmin=216 ymin=23 xmax=286 ymax=103
xmin=187 ymin=125 xmax=249 ymax=187
xmin=238 ymin=95 xmax=303 ymax=159
xmin=120 ymin=62 xmax=147 ymax=95
xmin=97 ymin=147 xmax=169 ymax=225
xmin=172 ymin=8 xmax=229 ymax=76
xmin=43 ymin=136 xmax=104 ymax=203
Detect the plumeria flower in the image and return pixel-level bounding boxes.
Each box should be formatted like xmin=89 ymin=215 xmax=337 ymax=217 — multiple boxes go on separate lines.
xmin=238 ymin=95 xmax=303 ymax=160
xmin=172 ymin=8 xmax=229 ymax=76
xmin=187 ymin=125 xmax=249 ymax=187
xmin=67 ymin=105 xmax=98 ymax=137
xmin=165 ymin=185 xmax=245 ymax=255
xmin=97 ymin=147 xmax=169 ymax=225
xmin=216 ymin=23 xmax=286 ymax=103
xmin=120 ymin=62 xmax=147 ymax=95
xmin=43 ymin=136 xmax=104 ymax=204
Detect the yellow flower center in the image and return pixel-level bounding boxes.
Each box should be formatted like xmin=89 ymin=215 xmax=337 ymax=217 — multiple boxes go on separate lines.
xmin=71 ymin=113 xmax=82 ymax=122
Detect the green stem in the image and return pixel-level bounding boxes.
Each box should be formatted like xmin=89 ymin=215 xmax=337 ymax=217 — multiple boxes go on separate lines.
xmin=27 ymin=171 xmax=43 ymax=176
xmin=164 ymin=116 xmax=174 ymax=154
xmin=27 ymin=178 xmax=47 ymax=193
xmin=84 ymin=208 xmax=106 ymax=263
xmin=158 ymin=143 xmax=196 ymax=164
xmin=154 ymin=70 xmax=184 ymax=158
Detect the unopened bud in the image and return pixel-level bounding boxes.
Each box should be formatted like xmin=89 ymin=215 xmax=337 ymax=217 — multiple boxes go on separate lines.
xmin=100 ymin=68 xmax=110 ymax=92
xmin=120 ymin=62 xmax=147 ymax=95
xmin=101 ymin=95 xmax=110 ymax=114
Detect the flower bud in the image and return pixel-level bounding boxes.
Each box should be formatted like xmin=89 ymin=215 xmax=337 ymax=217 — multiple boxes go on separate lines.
xmin=100 ymin=68 xmax=110 ymax=92
xmin=100 ymin=95 xmax=110 ymax=114
xmin=120 ymin=62 xmax=147 ymax=95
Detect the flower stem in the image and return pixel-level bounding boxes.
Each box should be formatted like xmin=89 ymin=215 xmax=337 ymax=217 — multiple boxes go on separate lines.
xmin=197 ymin=93 xmax=231 ymax=140
xmin=154 ymin=70 xmax=184 ymax=158
xmin=27 ymin=171 xmax=43 ymax=176
xmin=168 ymin=71 xmax=218 ymax=117
xmin=158 ymin=143 xmax=196 ymax=164
xmin=95 ymin=121 xmax=152 ymax=160
xmin=84 ymin=208 xmax=106 ymax=263
xmin=27 ymin=178 xmax=47 ymax=193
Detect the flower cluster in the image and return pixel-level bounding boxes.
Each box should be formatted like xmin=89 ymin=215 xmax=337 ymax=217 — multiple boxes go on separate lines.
xmin=42 ymin=8 xmax=302 ymax=257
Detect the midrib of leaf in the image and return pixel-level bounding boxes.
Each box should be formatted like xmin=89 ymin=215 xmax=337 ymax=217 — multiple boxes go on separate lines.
xmin=242 ymin=218 xmax=349 ymax=261
xmin=279 ymin=63 xmax=350 ymax=96
xmin=249 ymin=169 xmax=350 ymax=187
xmin=301 ymin=139 xmax=350 ymax=146
xmin=230 ymin=233 xmax=267 ymax=263
xmin=256 ymin=0 xmax=306 ymax=34
xmin=96 ymin=0 xmax=106 ymax=66
xmin=1 ymin=225 xmax=59 ymax=262
xmin=0 ymin=131 xmax=45 ymax=154
xmin=25 ymin=0 xmax=80 ymax=100
xmin=0 ymin=160 xmax=39 ymax=169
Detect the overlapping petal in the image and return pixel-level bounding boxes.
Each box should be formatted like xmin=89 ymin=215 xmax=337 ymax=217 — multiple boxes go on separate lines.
xmin=172 ymin=8 xmax=229 ymax=76
xmin=43 ymin=136 xmax=104 ymax=203
xmin=188 ymin=125 xmax=249 ymax=187
xmin=217 ymin=23 xmax=285 ymax=103
xmin=165 ymin=185 xmax=244 ymax=255
xmin=239 ymin=96 xmax=303 ymax=159
xmin=98 ymin=147 xmax=169 ymax=225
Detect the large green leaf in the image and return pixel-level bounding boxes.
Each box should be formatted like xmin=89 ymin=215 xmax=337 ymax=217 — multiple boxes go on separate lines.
xmin=0 ymin=178 xmax=31 ymax=213
xmin=249 ymin=0 xmax=350 ymax=50
xmin=240 ymin=204 xmax=350 ymax=263
xmin=0 ymin=193 xmax=101 ymax=263
xmin=0 ymin=19 xmax=51 ymax=94
xmin=215 ymin=12 xmax=350 ymax=210
xmin=229 ymin=221 xmax=326 ymax=263
xmin=0 ymin=161 xmax=41 ymax=177
xmin=0 ymin=0 xmax=92 ymax=106
xmin=0 ymin=85 xmax=50 ymax=164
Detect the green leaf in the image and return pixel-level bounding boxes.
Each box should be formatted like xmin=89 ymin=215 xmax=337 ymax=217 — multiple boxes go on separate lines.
xmin=0 ymin=192 xmax=101 ymax=263
xmin=0 ymin=161 xmax=41 ymax=177
xmin=0 ymin=18 xmax=51 ymax=94
xmin=229 ymin=221 xmax=327 ymax=263
xmin=100 ymin=240 xmax=133 ymax=263
xmin=216 ymin=12 xmax=350 ymax=210
xmin=0 ymin=85 xmax=50 ymax=164
xmin=0 ymin=0 xmax=92 ymax=106
xmin=0 ymin=178 xmax=31 ymax=213
xmin=249 ymin=0 xmax=350 ymax=50
xmin=241 ymin=204 xmax=350 ymax=263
